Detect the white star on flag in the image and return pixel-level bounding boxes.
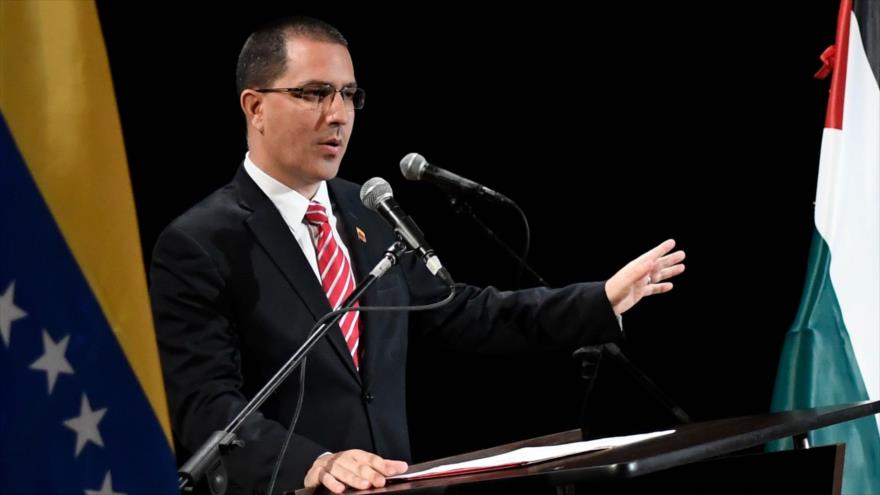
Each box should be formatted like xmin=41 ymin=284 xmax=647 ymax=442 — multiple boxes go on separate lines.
xmin=63 ymin=394 xmax=107 ymax=457
xmin=29 ymin=330 xmax=74 ymax=394
xmin=84 ymin=471 xmax=126 ymax=495
xmin=0 ymin=281 xmax=28 ymax=347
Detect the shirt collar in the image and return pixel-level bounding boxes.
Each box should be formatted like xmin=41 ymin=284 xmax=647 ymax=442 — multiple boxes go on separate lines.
xmin=243 ymin=153 xmax=335 ymax=230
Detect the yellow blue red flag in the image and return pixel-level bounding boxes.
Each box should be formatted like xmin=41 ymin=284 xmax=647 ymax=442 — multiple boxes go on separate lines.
xmin=1 ymin=1 xmax=178 ymax=492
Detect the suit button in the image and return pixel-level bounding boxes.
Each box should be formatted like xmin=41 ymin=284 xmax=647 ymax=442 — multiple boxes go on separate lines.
xmin=364 ymin=392 xmax=375 ymax=403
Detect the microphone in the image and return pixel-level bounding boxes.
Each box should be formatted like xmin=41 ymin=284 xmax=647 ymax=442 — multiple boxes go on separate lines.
xmin=399 ymin=152 xmax=512 ymax=204
xmin=360 ymin=177 xmax=455 ymax=287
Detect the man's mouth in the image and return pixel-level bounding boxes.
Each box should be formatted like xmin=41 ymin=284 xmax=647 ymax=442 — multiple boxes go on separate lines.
xmin=318 ymin=137 xmax=342 ymax=147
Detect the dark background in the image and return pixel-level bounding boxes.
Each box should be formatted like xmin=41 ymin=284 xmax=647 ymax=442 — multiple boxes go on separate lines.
xmin=96 ymin=1 xmax=841 ymax=463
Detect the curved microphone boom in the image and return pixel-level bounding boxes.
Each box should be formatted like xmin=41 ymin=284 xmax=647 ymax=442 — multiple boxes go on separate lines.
xmin=400 ymin=152 xmax=513 ymax=204
xmin=360 ymin=177 xmax=455 ymax=287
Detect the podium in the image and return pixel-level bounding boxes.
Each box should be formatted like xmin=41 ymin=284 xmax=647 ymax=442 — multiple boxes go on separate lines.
xmin=294 ymin=400 xmax=878 ymax=494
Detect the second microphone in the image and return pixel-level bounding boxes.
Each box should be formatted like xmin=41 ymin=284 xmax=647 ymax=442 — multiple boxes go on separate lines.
xmin=360 ymin=177 xmax=455 ymax=287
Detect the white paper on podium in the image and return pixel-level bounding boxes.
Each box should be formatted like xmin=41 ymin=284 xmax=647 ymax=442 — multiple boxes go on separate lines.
xmin=389 ymin=430 xmax=675 ymax=482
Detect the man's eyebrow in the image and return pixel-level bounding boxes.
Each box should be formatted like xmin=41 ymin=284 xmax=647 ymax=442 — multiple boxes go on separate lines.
xmin=296 ymin=79 xmax=359 ymax=88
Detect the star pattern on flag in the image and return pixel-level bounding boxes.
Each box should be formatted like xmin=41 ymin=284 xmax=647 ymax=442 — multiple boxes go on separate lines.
xmin=29 ymin=330 xmax=75 ymax=394
xmin=0 ymin=280 xmax=28 ymax=347
xmin=3 ymin=279 xmax=138 ymax=492
xmin=63 ymin=394 xmax=107 ymax=457
xmin=84 ymin=471 xmax=126 ymax=495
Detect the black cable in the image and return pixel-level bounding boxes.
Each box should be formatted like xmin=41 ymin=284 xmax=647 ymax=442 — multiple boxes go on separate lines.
xmin=508 ymin=199 xmax=532 ymax=288
xmin=446 ymin=195 xmax=547 ymax=287
xmin=267 ymin=357 xmax=307 ymax=495
xmin=264 ymin=285 xmax=457 ymax=495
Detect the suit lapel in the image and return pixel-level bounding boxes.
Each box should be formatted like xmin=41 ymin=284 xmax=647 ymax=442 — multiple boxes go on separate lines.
xmin=235 ymin=168 xmax=361 ymax=383
xmin=328 ymin=180 xmax=395 ymax=390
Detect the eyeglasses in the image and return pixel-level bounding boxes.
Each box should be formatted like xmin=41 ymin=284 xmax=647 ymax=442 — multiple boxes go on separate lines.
xmin=255 ymin=83 xmax=365 ymax=111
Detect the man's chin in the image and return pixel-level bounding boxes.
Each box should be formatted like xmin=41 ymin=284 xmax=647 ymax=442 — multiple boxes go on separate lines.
xmin=315 ymin=161 xmax=342 ymax=181
xmin=321 ymin=153 xmax=344 ymax=170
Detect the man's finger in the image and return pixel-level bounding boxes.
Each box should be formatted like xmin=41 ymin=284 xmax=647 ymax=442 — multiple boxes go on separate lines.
xmin=362 ymin=454 xmax=388 ymax=475
xmin=304 ymin=465 xmax=345 ymax=493
xmin=325 ymin=461 xmax=371 ymax=491
xmin=347 ymin=450 xmax=387 ymax=477
xmin=352 ymin=450 xmax=408 ymax=476
xmin=656 ymin=250 xmax=686 ymax=269
xmin=652 ymin=263 xmax=685 ymax=283
xmin=650 ymin=282 xmax=674 ymax=295
xmin=639 ymin=239 xmax=676 ymax=262
xmin=356 ymin=463 xmax=387 ymax=487
xmin=319 ymin=469 xmax=347 ymax=494
xmin=383 ymin=459 xmax=409 ymax=475
xmin=331 ymin=453 xmax=390 ymax=488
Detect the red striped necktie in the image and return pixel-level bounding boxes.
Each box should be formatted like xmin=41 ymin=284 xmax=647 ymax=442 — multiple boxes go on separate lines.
xmin=304 ymin=201 xmax=360 ymax=369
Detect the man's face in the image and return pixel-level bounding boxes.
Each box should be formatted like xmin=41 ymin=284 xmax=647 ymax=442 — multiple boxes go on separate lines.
xmin=254 ymin=38 xmax=356 ymax=192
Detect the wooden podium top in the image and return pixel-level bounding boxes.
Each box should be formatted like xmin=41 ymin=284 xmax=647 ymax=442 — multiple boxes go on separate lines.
xmin=293 ymin=400 xmax=878 ymax=494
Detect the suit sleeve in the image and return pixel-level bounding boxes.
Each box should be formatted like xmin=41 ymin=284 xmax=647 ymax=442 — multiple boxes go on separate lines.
xmin=150 ymin=224 xmax=325 ymax=493
xmin=402 ymin=254 xmax=622 ymax=353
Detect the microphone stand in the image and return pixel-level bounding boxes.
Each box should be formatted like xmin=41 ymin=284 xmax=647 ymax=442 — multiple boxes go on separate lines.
xmin=602 ymin=342 xmax=691 ymax=424
xmin=445 ymin=195 xmax=548 ymax=286
xmin=444 ymin=193 xmax=691 ymax=425
xmin=178 ymin=240 xmax=408 ymax=494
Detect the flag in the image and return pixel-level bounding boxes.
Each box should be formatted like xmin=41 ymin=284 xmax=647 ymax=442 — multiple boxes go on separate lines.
xmin=770 ymin=0 xmax=880 ymax=493
xmin=0 ymin=1 xmax=178 ymax=493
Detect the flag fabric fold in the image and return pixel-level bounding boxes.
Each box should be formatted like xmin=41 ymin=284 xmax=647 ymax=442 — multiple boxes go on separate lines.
xmin=1 ymin=1 xmax=177 ymax=492
xmin=770 ymin=1 xmax=880 ymax=494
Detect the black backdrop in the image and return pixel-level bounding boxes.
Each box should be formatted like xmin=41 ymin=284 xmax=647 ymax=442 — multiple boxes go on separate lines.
xmin=95 ymin=1 xmax=841 ymax=464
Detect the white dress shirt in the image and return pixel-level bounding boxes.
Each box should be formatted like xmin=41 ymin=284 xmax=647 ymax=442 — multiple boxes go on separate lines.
xmin=243 ymin=153 xmax=355 ymax=283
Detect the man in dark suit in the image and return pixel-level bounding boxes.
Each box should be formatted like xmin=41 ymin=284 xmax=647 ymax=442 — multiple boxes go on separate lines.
xmin=149 ymin=17 xmax=686 ymax=494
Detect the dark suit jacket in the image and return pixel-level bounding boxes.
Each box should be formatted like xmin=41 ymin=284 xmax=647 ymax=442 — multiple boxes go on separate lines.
xmin=149 ymin=167 xmax=621 ymax=493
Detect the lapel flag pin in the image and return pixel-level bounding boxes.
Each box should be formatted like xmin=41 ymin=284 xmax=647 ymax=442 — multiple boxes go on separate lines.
xmin=356 ymin=227 xmax=367 ymax=243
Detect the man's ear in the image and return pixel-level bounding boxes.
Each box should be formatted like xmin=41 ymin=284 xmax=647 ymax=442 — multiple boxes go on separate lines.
xmin=240 ymin=89 xmax=264 ymax=133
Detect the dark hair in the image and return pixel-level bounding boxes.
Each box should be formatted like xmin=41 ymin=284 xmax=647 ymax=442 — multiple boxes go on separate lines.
xmin=235 ymin=16 xmax=348 ymax=95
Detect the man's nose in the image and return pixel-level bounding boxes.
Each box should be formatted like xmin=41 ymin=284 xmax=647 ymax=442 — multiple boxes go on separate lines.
xmin=324 ymin=91 xmax=350 ymax=125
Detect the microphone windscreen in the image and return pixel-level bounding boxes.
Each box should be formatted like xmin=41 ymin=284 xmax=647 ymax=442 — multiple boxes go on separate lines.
xmin=360 ymin=177 xmax=393 ymax=211
xmin=399 ymin=152 xmax=427 ymax=180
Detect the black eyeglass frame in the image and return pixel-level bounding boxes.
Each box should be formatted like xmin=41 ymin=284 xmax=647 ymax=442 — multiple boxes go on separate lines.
xmin=254 ymin=83 xmax=365 ymax=110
